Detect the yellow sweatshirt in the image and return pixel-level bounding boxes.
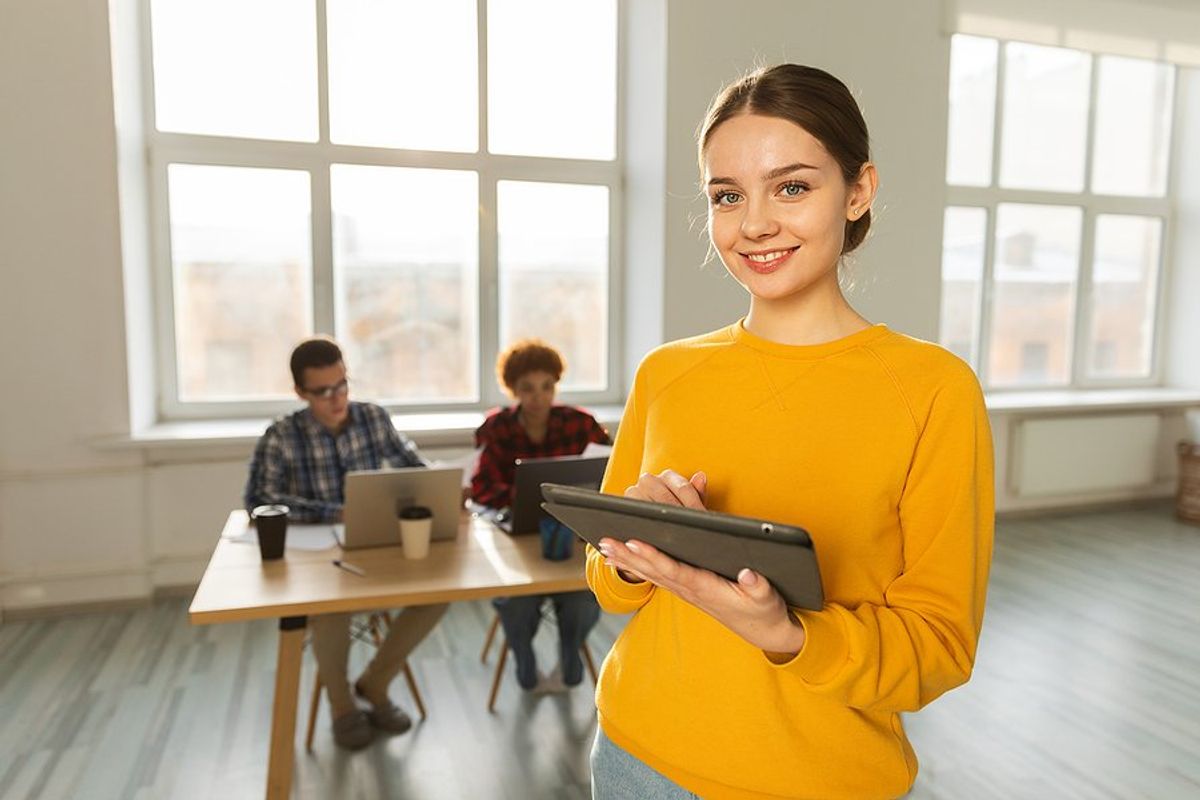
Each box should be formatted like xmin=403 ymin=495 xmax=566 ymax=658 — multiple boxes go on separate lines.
xmin=587 ymin=321 xmax=994 ymax=800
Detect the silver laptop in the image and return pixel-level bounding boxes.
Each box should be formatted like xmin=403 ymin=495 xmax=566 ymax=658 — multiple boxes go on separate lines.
xmin=495 ymin=454 xmax=609 ymax=534
xmin=343 ymin=466 xmax=463 ymax=549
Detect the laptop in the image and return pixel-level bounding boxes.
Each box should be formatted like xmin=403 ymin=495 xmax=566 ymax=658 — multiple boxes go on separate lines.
xmin=493 ymin=454 xmax=609 ymax=534
xmin=342 ymin=466 xmax=463 ymax=549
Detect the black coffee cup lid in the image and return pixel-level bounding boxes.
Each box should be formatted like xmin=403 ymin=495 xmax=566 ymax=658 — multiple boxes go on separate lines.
xmin=252 ymin=504 xmax=290 ymax=518
xmin=399 ymin=505 xmax=432 ymax=520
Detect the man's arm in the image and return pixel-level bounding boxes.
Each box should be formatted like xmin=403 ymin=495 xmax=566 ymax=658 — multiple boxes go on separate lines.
xmin=244 ymin=427 xmax=342 ymax=523
xmin=377 ymin=406 xmax=427 ymax=468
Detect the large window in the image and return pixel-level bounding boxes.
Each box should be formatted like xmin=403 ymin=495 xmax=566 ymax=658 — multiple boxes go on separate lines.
xmin=941 ymin=35 xmax=1175 ymax=389
xmin=146 ymin=0 xmax=620 ymax=416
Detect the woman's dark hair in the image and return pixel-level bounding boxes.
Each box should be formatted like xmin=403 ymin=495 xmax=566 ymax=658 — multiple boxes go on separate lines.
xmin=698 ymin=64 xmax=872 ymax=254
xmin=497 ymin=339 xmax=564 ymax=393
xmin=290 ymin=336 xmax=343 ymax=387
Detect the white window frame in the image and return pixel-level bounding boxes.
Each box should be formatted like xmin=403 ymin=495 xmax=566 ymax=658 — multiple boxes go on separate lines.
xmin=140 ymin=0 xmax=625 ymax=420
xmin=945 ymin=34 xmax=1178 ymax=392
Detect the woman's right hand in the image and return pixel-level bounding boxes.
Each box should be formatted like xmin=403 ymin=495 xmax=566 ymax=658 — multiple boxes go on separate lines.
xmin=624 ymin=468 xmax=708 ymax=509
xmin=610 ymin=469 xmax=707 ymax=583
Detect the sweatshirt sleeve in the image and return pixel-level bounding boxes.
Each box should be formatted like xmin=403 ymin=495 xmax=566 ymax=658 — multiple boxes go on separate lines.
xmin=778 ymin=366 xmax=994 ymax=713
xmin=586 ymin=363 xmax=656 ymax=613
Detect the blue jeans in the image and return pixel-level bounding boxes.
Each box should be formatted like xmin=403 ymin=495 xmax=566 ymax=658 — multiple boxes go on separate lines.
xmin=492 ymin=591 xmax=600 ymax=689
xmin=590 ymin=727 xmax=699 ymax=799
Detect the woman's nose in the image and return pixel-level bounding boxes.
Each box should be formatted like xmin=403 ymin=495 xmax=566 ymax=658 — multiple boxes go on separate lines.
xmin=740 ymin=197 xmax=779 ymax=239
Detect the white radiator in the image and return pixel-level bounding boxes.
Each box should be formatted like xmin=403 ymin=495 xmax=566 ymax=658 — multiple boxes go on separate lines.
xmin=1012 ymin=413 xmax=1161 ymax=497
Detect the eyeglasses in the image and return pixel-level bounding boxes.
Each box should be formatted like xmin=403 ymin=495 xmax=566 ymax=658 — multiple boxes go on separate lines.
xmin=303 ymin=378 xmax=349 ymax=400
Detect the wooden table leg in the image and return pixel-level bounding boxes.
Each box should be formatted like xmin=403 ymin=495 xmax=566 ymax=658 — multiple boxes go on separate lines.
xmin=267 ymin=616 xmax=307 ymax=800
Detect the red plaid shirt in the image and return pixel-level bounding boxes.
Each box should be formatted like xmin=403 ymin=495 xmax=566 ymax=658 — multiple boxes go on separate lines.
xmin=471 ymin=404 xmax=610 ymax=508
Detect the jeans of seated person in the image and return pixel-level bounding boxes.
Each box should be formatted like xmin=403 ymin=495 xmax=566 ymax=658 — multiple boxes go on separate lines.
xmin=590 ymin=726 xmax=700 ymax=799
xmin=492 ymin=590 xmax=600 ymax=689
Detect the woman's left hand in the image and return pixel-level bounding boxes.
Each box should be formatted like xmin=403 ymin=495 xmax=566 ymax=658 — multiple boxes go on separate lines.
xmin=598 ymin=537 xmax=807 ymax=658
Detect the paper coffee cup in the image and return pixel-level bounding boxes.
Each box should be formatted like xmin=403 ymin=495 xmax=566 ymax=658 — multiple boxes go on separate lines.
xmin=398 ymin=505 xmax=433 ymax=559
xmin=251 ymin=504 xmax=289 ymax=561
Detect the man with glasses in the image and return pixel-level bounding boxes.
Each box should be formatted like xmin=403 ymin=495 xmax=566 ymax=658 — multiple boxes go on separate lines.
xmin=244 ymin=336 xmax=447 ymax=751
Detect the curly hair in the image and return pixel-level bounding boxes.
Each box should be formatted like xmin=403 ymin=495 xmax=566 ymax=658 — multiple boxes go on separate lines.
xmin=497 ymin=339 xmax=565 ymax=393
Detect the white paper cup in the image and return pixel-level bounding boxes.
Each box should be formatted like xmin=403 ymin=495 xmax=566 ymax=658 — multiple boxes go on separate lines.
xmin=398 ymin=515 xmax=432 ymax=559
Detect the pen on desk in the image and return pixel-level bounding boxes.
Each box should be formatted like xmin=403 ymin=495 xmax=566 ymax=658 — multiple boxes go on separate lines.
xmin=332 ymin=559 xmax=366 ymax=577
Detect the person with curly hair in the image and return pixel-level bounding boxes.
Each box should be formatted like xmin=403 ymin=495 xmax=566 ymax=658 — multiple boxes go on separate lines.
xmin=472 ymin=339 xmax=610 ymax=691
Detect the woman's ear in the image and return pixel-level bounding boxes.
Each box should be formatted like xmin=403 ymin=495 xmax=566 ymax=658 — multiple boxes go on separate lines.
xmin=845 ymin=162 xmax=878 ymax=221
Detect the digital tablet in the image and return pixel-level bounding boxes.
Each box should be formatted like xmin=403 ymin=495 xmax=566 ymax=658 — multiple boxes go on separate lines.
xmin=540 ymin=483 xmax=824 ymax=610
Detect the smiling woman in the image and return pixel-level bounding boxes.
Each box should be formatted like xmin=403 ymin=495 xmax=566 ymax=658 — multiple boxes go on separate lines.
xmin=585 ymin=65 xmax=995 ymax=800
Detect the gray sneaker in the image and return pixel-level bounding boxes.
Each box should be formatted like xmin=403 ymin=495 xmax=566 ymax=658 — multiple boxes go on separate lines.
xmin=354 ymin=683 xmax=413 ymax=734
xmin=331 ymin=709 xmax=374 ymax=750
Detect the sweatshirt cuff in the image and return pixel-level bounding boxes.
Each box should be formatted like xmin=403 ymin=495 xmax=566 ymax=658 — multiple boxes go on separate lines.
xmin=768 ymin=608 xmax=848 ymax=686
xmin=587 ymin=546 xmax=654 ymax=611
xmin=605 ymin=566 xmax=654 ymax=603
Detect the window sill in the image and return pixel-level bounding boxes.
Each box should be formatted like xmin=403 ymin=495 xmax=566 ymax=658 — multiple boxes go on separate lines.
xmin=91 ymin=391 xmax=1200 ymax=454
xmin=984 ymin=387 xmax=1200 ymax=415
xmin=93 ymin=405 xmax=628 ymax=454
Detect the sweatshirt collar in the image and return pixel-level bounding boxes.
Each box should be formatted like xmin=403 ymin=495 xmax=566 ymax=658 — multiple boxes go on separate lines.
xmin=729 ymin=318 xmax=891 ymax=360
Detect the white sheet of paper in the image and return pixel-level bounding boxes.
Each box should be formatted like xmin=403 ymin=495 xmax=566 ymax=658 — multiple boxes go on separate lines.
xmin=225 ymin=523 xmax=343 ymax=551
xmin=428 ymin=447 xmax=484 ymax=488
xmin=581 ymin=442 xmax=614 ymax=458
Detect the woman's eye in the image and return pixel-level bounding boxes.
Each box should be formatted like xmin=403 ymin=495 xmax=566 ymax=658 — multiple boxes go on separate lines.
xmin=711 ymin=191 xmax=741 ymax=206
xmin=780 ymin=182 xmax=808 ymax=197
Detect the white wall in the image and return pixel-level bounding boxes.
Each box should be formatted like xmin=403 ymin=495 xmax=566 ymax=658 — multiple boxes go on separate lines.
xmin=0 ymin=0 xmax=150 ymax=611
xmin=1 ymin=0 xmax=1197 ymax=617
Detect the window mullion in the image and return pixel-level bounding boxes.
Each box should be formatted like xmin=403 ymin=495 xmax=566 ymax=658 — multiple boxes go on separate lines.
xmin=150 ymin=150 xmax=182 ymax=419
xmin=1073 ymin=209 xmax=1097 ymax=386
xmin=479 ymin=170 xmax=500 ymax=408
xmin=312 ymin=0 xmax=334 ymax=339
xmin=1072 ymin=54 xmax=1103 ymax=387
xmin=316 ymin=0 xmax=330 ymax=145
xmin=976 ymin=203 xmax=998 ymax=388
xmin=1150 ymin=68 xmax=1184 ymax=386
xmin=477 ymin=0 xmax=500 ymax=408
xmin=976 ymin=40 xmax=1008 ymax=388
xmin=311 ymin=165 xmax=335 ymax=338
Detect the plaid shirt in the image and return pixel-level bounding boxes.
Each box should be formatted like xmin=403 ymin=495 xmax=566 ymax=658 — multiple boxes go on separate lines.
xmin=471 ymin=404 xmax=609 ymax=509
xmin=244 ymin=401 xmax=425 ymax=523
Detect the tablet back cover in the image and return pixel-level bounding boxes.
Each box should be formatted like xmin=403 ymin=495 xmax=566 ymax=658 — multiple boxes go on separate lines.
xmin=543 ymin=500 xmax=823 ymax=610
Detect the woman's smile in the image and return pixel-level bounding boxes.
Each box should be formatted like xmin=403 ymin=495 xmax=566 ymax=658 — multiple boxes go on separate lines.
xmin=741 ymin=246 xmax=799 ymax=274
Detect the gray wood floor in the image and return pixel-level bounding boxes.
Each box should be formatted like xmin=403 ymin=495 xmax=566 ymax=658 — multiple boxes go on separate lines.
xmin=1 ymin=504 xmax=1198 ymax=799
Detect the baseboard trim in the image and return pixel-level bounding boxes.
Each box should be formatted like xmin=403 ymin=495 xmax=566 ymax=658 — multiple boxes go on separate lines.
xmin=1 ymin=595 xmax=153 ymax=622
xmin=0 ymin=554 xmax=210 ymax=622
xmin=996 ymin=496 xmax=1175 ymax=520
xmin=153 ymin=582 xmax=199 ymax=599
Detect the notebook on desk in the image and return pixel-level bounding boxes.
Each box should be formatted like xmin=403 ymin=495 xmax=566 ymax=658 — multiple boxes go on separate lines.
xmin=488 ymin=454 xmax=609 ymax=534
